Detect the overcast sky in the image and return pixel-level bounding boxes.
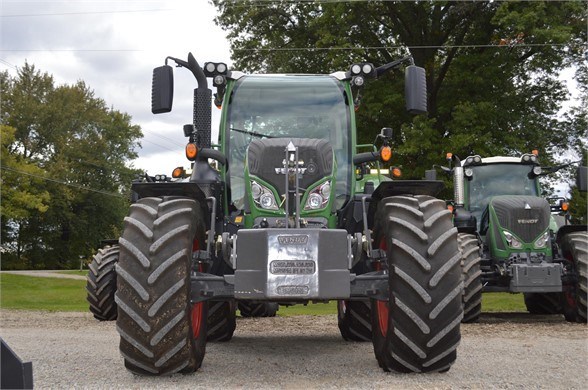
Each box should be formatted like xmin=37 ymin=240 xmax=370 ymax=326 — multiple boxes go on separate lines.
xmin=1 ymin=0 xmax=232 ymax=176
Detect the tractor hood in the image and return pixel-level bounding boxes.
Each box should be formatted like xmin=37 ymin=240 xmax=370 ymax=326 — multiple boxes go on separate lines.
xmin=489 ymin=195 xmax=550 ymax=243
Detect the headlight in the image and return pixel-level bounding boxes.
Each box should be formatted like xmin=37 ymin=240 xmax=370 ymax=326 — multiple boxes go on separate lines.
xmin=307 ymin=193 xmax=323 ymax=210
xmin=251 ymin=181 xmax=278 ymax=210
xmin=351 ymin=64 xmax=361 ymax=75
xmin=304 ymin=181 xmax=331 ymax=211
xmin=205 ymin=62 xmax=216 ymax=73
xmin=532 ymin=166 xmax=542 ymax=176
xmin=534 ymin=231 xmax=550 ymax=249
xmin=260 ymin=194 xmax=276 ymax=210
xmin=320 ymin=181 xmax=331 ymax=198
xmin=503 ymin=231 xmax=523 ymax=249
xmin=362 ymin=63 xmax=373 ymax=74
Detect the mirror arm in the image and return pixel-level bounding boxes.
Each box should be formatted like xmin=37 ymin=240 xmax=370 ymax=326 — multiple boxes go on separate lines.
xmin=375 ymin=56 xmax=414 ymax=78
xmin=165 ymin=54 xmax=207 ymax=88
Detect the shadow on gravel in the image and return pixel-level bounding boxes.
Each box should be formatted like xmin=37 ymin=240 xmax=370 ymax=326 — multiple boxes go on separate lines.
xmin=477 ymin=312 xmax=567 ymax=324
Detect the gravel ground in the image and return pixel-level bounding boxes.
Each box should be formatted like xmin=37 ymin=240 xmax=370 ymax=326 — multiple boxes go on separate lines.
xmin=1 ymin=309 xmax=586 ymax=389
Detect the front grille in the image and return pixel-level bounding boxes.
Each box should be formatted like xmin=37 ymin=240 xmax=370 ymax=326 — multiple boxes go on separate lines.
xmin=490 ymin=195 xmax=550 ymax=243
xmin=247 ymin=138 xmax=333 ymax=197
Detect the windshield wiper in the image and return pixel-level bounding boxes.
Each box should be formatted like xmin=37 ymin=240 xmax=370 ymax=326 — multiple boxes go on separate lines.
xmin=230 ymin=127 xmax=275 ymax=139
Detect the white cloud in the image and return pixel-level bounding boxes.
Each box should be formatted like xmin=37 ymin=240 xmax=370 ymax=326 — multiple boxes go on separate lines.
xmin=1 ymin=0 xmax=231 ymax=176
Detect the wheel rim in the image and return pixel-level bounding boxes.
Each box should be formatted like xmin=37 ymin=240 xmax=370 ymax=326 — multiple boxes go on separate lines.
xmin=376 ymin=237 xmax=389 ymax=337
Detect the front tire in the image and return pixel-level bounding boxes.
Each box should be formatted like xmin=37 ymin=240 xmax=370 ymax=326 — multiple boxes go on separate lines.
xmin=86 ymin=245 xmax=119 ymax=321
xmin=561 ymin=231 xmax=587 ymax=323
xmin=116 ymin=197 xmax=208 ymax=375
xmin=524 ymin=293 xmax=562 ymax=315
xmin=371 ymin=195 xmax=463 ymax=373
xmin=458 ymin=233 xmax=482 ymax=323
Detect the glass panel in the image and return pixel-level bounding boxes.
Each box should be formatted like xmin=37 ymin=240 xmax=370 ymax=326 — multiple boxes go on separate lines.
xmin=468 ymin=164 xmax=539 ymax=226
xmin=226 ymin=75 xmax=351 ymax=209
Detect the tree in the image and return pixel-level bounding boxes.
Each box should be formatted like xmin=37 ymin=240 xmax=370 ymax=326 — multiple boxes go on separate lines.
xmin=0 ymin=64 xmax=142 ymax=269
xmin=212 ymin=0 xmax=586 ymax=180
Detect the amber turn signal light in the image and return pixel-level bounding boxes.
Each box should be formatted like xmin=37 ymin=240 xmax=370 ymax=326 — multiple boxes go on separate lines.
xmin=446 ymin=152 xmax=453 ymax=160
xmin=186 ymin=143 xmax=198 ymax=160
xmin=392 ymin=167 xmax=402 ymax=178
xmin=561 ymin=202 xmax=569 ymax=212
xmin=172 ymin=167 xmax=185 ymax=178
xmin=532 ymin=149 xmax=539 ymax=156
xmin=380 ymin=146 xmax=392 ymax=162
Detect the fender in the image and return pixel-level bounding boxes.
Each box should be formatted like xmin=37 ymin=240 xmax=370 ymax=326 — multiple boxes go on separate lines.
xmin=132 ymin=181 xmax=207 ymax=202
xmin=556 ymin=224 xmax=588 ymax=245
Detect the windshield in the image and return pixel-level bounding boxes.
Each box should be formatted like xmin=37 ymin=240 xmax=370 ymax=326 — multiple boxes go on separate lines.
xmin=225 ymin=75 xmax=351 ymax=209
xmin=467 ymin=163 xmax=539 ymax=226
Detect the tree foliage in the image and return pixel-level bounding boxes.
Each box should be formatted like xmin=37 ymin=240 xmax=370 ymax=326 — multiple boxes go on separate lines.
xmin=0 ymin=63 xmax=142 ymax=269
xmin=212 ymin=0 xmax=586 ymax=182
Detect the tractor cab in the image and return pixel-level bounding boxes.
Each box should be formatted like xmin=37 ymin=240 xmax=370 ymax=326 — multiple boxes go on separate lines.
xmin=222 ymin=74 xmax=352 ymax=223
xmin=462 ymin=155 xmax=541 ymax=232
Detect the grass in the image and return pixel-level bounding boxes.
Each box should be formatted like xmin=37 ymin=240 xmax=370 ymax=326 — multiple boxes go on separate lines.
xmin=482 ymin=292 xmax=526 ymax=312
xmin=55 ymin=270 xmax=88 ymax=276
xmin=0 ymin=273 xmax=527 ymax=314
xmin=276 ymin=301 xmax=337 ymax=317
xmin=0 ymin=273 xmax=88 ymax=312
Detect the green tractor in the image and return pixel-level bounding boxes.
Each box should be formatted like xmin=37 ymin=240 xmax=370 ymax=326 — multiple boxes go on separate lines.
xmin=439 ymin=153 xmax=587 ymax=323
xmin=113 ymin=52 xmax=463 ymax=376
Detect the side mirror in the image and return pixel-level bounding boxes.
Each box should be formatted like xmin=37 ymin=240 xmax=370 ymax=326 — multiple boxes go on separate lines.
xmin=405 ymin=65 xmax=427 ymax=115
xmin=577 ymin=166 xmax=587 ymax=192
xmin=151 ymin=65 xmax=174 ymax=114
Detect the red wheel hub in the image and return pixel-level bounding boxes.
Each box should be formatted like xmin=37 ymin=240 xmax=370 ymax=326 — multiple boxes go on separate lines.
xmin=191 ymin=237 xmax=204 ymax=339
xmin=376 ymin=237 xmax=389 ymax=337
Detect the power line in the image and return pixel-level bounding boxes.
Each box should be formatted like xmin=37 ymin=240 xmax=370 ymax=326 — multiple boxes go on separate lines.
xmin=218 ymin=0 xmax=581 ymax=6
xmin=0 ymin=9 xmax=174 ymax=18
xmin=0 ymin=58 xmax=17 ymax=70
xmin=0 ymin=49 xmax=143 ymax=52
xmin=232 ymin=43 xmax=580 ymax=52
xmin=0 ymin=165 xmax=126 ymax=199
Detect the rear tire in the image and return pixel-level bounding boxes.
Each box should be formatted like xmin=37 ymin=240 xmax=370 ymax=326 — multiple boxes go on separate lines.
xmin=458 ymin=233 xmax=482 ymax=323
xmin=371 ymin=195 xmax=463 ymax=373
xmin=116 ymin=197 xmax=208 ymax=375
xmin=337 ymin=300 xmax=372 ymax=341
xmin=207 ymin=300 xmax=237 ymax=341
xmin=524 ymin=293 xmax=562 ymax=315
xmin=86 ymin=245 xmax=119 ymax=321
xmin=561 ymin=231 xmax=587 ymax=323
xmin=237 ymin=301 xmax=279 ymax=317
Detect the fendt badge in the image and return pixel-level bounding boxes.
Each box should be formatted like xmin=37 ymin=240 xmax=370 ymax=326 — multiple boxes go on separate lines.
xmin=518 ymin=219 xmax=538 ymax=224
xmin=278 ymin=235 xmax=309 ymax=245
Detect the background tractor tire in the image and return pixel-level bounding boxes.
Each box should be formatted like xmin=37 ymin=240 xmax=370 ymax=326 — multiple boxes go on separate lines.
xmin=371 ymin=195 xmax=463 ymax=373
xmin=561 ymin=231 xmax=587 ymax=323
xmin=237 ymin=301 xmax=279 ymax=318
xmin=337 ymin=300 xmax=372 ymax=342
xmin=207 ymin=300 xmax=237 ymax=342
xmin=524 ymin=293 xmax=562 ymax=315
xmin=458 ymin=233 xmax=483 ymax=323
xmin=116 ymin=197 xmax=208 ymax=376
xmin=86 ymin=245 xmax=119 ymax=321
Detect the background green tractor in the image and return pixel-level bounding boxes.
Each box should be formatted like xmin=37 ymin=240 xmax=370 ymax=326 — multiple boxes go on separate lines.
xmin=110 ymin=52 xmax=464 ymax=376
xmin=439 ymin=154 xmax=587 ymax=323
